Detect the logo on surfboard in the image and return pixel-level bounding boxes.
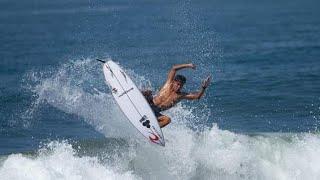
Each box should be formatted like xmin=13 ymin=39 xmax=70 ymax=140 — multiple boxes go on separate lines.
xmin=140 ymin=116 xmax=164 ymax=145
xmin=112 ymin=87 xmax=118 ymax=94
xmin=140 ymin=116 xmax=163 ymax=144
xmin=105 ymin=64 xmax=115 ymax=77
xmin=149 ymin=132 xmax=160 ymax=143
xmin=118 ymin=87 xmax=134 ymax=97
xmin=139 ymin=115 xmax=151 ymax=128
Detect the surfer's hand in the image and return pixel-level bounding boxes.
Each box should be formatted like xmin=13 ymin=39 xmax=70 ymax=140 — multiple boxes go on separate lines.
xmin=189 ymin=63 xmax=196 ymax=70
xmin=202 ymin=75 xmax=211 ymax=89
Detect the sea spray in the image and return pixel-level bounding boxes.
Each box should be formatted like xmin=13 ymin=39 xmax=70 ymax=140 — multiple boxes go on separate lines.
xmin=14 ymin=58 xmax=320 ymax=180
xmin=0 ymin=141 xmax=139 ymax=180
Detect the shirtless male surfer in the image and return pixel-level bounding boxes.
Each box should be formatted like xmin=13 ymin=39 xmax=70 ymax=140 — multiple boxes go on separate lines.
xmin=142 ymin=63 xmax=211 ymax=128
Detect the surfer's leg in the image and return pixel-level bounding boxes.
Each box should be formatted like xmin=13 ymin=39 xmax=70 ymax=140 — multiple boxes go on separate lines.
xmin=158 ymin=115 xmax=171 ymax=128
xmin=150 ymin=104 xmax=170 ymax=128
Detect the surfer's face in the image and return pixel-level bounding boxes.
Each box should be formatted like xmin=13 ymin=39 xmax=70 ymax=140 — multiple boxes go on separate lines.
xmin=173 ymin=80 xmax=184 ymax=92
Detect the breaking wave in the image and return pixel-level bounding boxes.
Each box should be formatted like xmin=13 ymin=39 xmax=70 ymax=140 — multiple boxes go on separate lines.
xmin=1 ymin=59 xmax=320 ymax=180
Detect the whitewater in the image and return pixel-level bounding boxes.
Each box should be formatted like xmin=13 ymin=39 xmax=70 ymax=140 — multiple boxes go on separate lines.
xmin=1 ymin=59 xmax=320 ymax=180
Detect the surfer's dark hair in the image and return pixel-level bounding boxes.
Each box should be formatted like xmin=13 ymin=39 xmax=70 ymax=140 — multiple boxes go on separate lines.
xmin=174 ymin=74 xmax=186 ymax=85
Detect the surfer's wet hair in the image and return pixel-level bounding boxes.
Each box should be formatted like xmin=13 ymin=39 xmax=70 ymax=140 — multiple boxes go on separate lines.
xmin=174 ymin=75 xmax=186 ymax=85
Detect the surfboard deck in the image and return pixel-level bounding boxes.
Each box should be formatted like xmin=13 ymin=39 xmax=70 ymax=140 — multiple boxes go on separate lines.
xmin=101 ymin=60 xmax=165 ymax=146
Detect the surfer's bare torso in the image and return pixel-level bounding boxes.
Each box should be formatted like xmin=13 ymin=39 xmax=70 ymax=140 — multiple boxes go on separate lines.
xmin=142 ymin=63 xmax=211 ymax=128
xmin=153 ymin=83 xmax=183 ymax=110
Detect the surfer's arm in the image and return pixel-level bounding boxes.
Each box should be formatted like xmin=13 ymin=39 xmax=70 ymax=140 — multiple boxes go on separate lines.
xmin=181 ymin=75 xmax=211 ymax=100
xmin=181 ymin=88 xmax=206 ymax=100
xmin=167 ymin=63 xmax=195 ymax=82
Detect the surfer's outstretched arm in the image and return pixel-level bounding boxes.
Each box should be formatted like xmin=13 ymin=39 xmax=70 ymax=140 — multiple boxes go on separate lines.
xmin=181 ymin=75 xmax=211 ymax=100
xmin=166 ymin=63 xmax=195 ymax=83
xmin=181 ymin=89 xmax=205 ymax=100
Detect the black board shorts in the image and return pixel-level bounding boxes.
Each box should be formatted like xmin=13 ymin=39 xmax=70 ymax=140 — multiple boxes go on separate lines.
xmin=150 ymin=104 xmax=164 ymax=118
xmin=143 ymin=91 xmax=163 ymax=118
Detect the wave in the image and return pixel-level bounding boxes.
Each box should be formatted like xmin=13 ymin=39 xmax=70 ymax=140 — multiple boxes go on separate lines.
xmin=1 ymin=129 xmax=320 ymax=179
xmin=0 ymin=141 xmax=138 ymax=180
xmin=3 ymin=58 xmax=319 ymax=180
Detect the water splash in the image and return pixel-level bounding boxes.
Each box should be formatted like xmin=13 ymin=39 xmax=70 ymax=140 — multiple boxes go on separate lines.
xmin=15 ymin=58 xmax=320 ymax=180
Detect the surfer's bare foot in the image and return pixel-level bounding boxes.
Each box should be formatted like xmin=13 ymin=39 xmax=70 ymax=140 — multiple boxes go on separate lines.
xmin=158 ymin=115 xmax=171 ymax=128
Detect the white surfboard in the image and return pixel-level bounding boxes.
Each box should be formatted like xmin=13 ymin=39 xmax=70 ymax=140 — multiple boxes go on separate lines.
xmin=100 ymin=59 xmax=165 ymax=146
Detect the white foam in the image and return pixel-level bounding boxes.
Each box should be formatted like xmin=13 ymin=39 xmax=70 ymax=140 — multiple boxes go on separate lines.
xmin=2 ymin=129 xmax=320 ymax=180
xmin=0 ymin=141 xmax=139 ymax=180
xmin=126 ymin=124 xmax=320 ymax=180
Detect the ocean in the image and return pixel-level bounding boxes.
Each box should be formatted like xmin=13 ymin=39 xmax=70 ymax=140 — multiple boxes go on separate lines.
xmin=0 ymin=0 xmax=320 ymax=179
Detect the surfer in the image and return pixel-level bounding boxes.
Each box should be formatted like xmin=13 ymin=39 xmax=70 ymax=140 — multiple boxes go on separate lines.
xmin=142 ymin=63 xmax=211 ymax=128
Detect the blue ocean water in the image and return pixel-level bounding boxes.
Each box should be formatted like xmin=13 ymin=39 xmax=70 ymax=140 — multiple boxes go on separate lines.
xmin=1 ymin=0 xmax=320 ymax=179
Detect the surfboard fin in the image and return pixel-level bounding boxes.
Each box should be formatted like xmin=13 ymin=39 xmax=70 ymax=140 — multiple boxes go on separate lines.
xmin=96 ymin=59 xmax=106 ymax=63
